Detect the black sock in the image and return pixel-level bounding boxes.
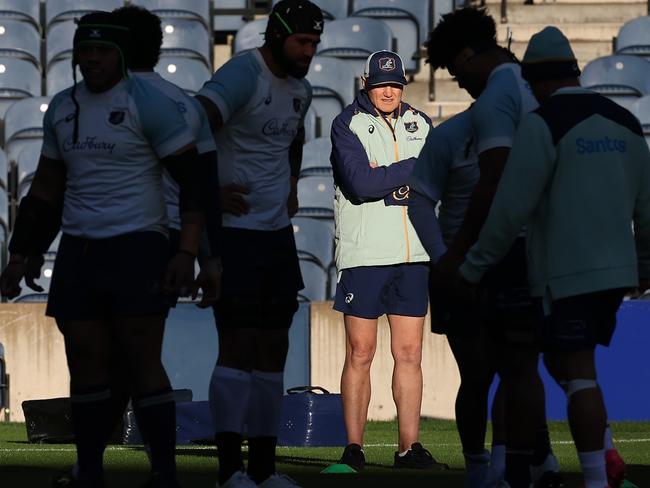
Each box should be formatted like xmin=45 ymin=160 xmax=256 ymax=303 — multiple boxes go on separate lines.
xmin=505 ymin=450 xmax=533 ymax=488
xmin=533 ymin=426 xmax=552 ymax=465
xmin=70 ymin=385 xmax=112 ymax=483
xmin=216 ymin=432 xmax=244 ymax=484
xmin=133 ymin=389 xmax=177 ymax=481
xmin=247 ymin=436 xmax=277 ymax=483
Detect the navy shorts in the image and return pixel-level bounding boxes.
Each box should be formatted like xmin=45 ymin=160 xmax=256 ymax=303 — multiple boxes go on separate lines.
xmin=333 ymin=263 xmax=429 ymax=319
xmin=214 ymin=225 xmax=303 ymax=330
xmin=46 ymin=232 xmax=173 ymax=321
xmin=541 ymin=288 xmax=627 ymax=352
xmin=430 ymin=238 xmax=539 ymax=345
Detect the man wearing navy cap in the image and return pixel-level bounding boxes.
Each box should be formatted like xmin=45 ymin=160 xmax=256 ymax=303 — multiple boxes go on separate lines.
xmin=330 ymin=50 xmax=447 ymax=471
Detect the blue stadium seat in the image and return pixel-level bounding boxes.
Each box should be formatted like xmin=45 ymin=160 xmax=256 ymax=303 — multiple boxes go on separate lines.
xmin=298 ymin=257 xmax=327 ymax=302
xmin=273 ymin=0 xmax=349 ymax=20
xmin=304 ymin=105 xmax=319 ymax=141
xmin=581 ymin=55 xmax=650 ymax=110
xmin=316 ymin=17 xmax=393 ymax=77
xmin=16 ymin=140 xmax=40 ymax=192
xmin=0 ymin=57 xmax=41 ymax=120
xmin=300 ymin=137 xmax=332 ymax=177
xmin=616 ymin=16 xmax=650 ymax=58
xmin=328 ymin=264 xmax=336 ymax=300
xmin=46 ymin=58 xmax=81 ymax=95
xmin=0 ymin=186 xmax=8 ymax=238
xmin=306 ymin=55 xmax=359 ymax=136
xmin=630 ymin=95 xmax=650 ymax=148
xmin=4 ymin=96 xmax=51 ymax=163
xmin=0 ymin=343 xmax=7 ymax=416
xmin=0 ymin=19 xmax=41 ymax=67
xmin=159 ymin=18 xmax=211 ymax=68
xmin=0 ymin=0 xmax=40 ymax=30
xmin=131 ymin=0 xmax=211 ymax=30
xmin=0 ymin=148 xmax=7 ymax=190
xmin=351 ymin=0 xmax=429 ymax=74
xmin=292 ymin=216 xmax=334 ymax=267
xmin=155 ymin=56 xmax=211 ymax=95
xmin=45 ymin=20 xmax=75 ymax=68
xmin=233 ymin=17 xmax=266 ymax=54
xmin=296 ymin=174 xmax=334 ymax=217
xmin=213 ymin=0 xmax=250 ymax=33
xmin=45 ymin=0 xmax=124 ymax=30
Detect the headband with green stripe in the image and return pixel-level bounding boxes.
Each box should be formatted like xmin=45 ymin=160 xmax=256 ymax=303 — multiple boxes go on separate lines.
xmin=73 ymin=11 xmax=131 ymax=73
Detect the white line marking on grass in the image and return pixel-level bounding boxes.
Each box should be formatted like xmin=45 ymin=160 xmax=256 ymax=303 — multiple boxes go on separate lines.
xmin=2 ymin=438 xmax=649 ymax=453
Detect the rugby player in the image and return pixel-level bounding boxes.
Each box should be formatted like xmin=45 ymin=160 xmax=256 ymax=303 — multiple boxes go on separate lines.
xmin=408 ymin=109 xmax=507 ymax=487
xmin=458 ymin=27 xmax=650 ymax=488
xmin=112 ymin=5 xmax=222 ymax=305
xmin=0 ymin=12 xmax=205 ymax=488
xmin=195 ymin=1 xmax=322 ymax=486
xmin=427 ymin=7 xmax=559 ymax=487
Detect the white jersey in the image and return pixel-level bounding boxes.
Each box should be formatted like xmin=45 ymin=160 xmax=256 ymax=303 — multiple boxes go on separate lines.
xmin=134 ymin=71 xmax=216 ymax=231
xmin=198 ymin=48 xmax=312 ymax=231
xmin=42 ymin=77 xmax=194 ymax=239
xmin=409 ymin=110 xmax=479 ymax=245
xmin=471 ymin=63 xmax=538 ymax=154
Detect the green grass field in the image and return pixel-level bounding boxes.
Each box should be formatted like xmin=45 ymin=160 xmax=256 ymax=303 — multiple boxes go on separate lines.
xmin=1 ymin=420 xmax=649 ymax=487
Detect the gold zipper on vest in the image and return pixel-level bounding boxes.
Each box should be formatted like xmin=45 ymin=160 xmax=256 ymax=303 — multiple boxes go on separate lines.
xmin=375 ymin=103 xmax=410 ymax=263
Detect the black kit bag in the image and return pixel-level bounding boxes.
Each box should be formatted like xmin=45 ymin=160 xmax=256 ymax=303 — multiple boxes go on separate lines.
xmin=22 ymin=397 xmax=123 ymax=444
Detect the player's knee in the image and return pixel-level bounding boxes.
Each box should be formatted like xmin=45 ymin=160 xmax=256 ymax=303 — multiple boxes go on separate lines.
xmin=392 ymin=343 xmax=422 ymax=366
xmin=347 ymin=342 xmax=376 ymax=368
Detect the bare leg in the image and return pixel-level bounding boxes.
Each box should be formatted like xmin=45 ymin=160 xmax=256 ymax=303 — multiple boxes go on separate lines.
xmin=340 ymin=315 xmax=378 ymax=446
xmin=388 ymin=314 xmax=424 ymax=452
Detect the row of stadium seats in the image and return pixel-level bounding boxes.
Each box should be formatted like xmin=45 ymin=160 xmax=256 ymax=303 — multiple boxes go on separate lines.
xmin=234 ymin=9 xmax=426 ymax=76
xmin=0 ymin=0 xmax=211 ymax=31
xmin=0 ymin=1 xmax=213 ymax=117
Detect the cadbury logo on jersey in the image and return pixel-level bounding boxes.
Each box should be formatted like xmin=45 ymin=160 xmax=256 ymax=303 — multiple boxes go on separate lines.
xmin=404 ymin=121 xmax=418 ymax=133
xmin=109 ymin=110 xmax=125 ymax=125
xmin=262 ymin=118 xmax=297 ymax=137
xmin=62 ymin=136 xmax=116 ymax=154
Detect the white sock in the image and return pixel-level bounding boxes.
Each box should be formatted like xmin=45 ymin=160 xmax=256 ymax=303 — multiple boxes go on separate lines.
xmin=604 ymin=425 xmax=615 ymax=451
xmin=485 ymin=444 xmax=506 ymax=485
xmin=246 ymin=370 xmax=284 ymax=438
xmin=578 ymin=449 xmax=608 ymax=488
xmin=209 ymin=365 xmax=252 ymax=434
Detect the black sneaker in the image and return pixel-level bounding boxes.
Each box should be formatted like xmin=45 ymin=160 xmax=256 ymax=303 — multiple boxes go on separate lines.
xmin=339 ymin=443 xmax=365 ymax=472
xmin=51 ymin=471 xmax=104 ymax=488
xmin=141 ymin=473 xmax=182 ymax=488
xmin=534 ymin=471 xmax=564 ymax=488
xmin=393 ymin=443 xmax=449 ymax=470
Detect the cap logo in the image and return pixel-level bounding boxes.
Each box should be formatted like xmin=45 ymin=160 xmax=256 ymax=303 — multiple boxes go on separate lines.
xmin=89 ymin=29 xmax=102 ymax=38
xmin=313 ymin=20 xmax=323 ymax=31
xmin=379 ymin=57 xmax=396 ymax=71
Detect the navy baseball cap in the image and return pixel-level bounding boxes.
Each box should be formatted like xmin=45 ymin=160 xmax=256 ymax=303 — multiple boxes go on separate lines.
xmin=363 ymin=50 xmax=408 ymax=87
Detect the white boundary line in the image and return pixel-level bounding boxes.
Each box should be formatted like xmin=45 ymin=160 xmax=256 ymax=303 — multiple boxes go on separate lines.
xmin=2 ymin=438 xmax=650 ymax=452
